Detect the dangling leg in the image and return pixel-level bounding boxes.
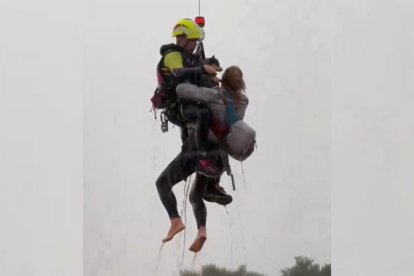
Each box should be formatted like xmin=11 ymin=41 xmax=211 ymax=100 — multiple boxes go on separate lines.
xmin=189 ymin=226 xmax=207 ymax=253
xmin=201 ymin=150 xmax=232 ymax=206
xmin=188 ymin=174 xmax=208 ymax=252
xmin=203 ymin=177 xmax=233 ymax=206
xmin=161 ymin=217 xmax=185 ymax=243
xmin=156 ymin=150 xmax=197 ymax=243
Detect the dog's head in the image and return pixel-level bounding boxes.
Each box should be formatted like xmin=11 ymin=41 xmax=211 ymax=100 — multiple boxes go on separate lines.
xmin=203 ymin=55 xmax=222 ymax=72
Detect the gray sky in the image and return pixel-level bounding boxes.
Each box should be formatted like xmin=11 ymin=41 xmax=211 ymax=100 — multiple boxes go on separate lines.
xmin=1 ymin=0 xmax=413 ymax=276
xmin=84 ymin=1 xmax=331 ymax=275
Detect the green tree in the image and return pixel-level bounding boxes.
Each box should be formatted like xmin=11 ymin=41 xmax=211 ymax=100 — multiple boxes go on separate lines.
xmin=180 ymin=256 xmax=331 ymax=276
xmin=180 ymin=264 xmax=265 ymax=276
xmin=280 ymin=256 xmax=331 ymax=276
xmin=180 ymin=270 xmax=199 ymax=276
xmin=320 ymin=264 xmax=331 ymax=276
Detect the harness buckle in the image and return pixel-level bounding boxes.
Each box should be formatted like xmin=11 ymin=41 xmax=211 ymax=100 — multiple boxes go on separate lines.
xmin=160 ymin=111 xmax=169 ymax=133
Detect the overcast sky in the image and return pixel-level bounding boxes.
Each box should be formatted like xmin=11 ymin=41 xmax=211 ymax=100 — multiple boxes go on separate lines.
xmin=84 ymin=0 xmax=333 ymax=275
xmin=1 ymin=0 xmax=413 ymax=276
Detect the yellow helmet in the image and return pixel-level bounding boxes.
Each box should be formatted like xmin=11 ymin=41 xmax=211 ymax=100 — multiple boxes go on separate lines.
xmin=172 ymin=18 xmax=204 ymax=40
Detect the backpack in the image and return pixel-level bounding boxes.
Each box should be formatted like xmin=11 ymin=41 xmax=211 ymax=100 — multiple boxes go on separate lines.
xmin=151 ymin=44 xmax=186 ymax=111
xmin=151 ymin=70 xmax=172 ymax=110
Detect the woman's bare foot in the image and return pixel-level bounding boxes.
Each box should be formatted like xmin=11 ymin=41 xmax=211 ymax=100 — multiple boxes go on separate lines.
xmin=189 ymin=226 xmax=207 ymax=252
xmin=162 ymin=218 xmax=185 ymax=243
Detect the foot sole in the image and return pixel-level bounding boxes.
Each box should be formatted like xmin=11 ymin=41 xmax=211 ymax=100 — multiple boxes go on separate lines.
xmin=162 ymin=224 xmax=185 ymax=243
xmin=189 ymin=236 xmax=207 ymax=253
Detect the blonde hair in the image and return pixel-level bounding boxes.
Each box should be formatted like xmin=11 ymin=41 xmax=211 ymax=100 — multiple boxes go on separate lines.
xmin=221 ymin=66 xmax=246 ymax=106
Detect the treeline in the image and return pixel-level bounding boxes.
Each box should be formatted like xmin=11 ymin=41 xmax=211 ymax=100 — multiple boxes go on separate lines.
xmin=180 ymin=256 xmax=331 ymax=276
xmin=180 ymin=264 xmax=264 ymax=276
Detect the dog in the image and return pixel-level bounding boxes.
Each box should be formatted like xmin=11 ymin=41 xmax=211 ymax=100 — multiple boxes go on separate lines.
xmin=203 ymin=55 xmax=223 ymax=72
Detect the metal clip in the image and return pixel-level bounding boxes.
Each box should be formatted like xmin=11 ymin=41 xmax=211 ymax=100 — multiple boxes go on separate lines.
xmin=160 ymin=111 xmax=168 ymax=133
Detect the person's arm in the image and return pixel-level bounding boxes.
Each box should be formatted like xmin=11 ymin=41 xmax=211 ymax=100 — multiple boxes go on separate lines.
xmin=236 ymin=93 xmax=249 ymax=120
xmin=176 ymin=83 xmax=221 ymax=104
xmin=164 ymin=52 xmax=219 ymax=85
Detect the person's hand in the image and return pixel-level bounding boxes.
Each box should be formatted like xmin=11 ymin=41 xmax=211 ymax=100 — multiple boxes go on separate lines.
xmin=203 ymin=64 xmax=217 ymax=75
xmin=211 ymin=76 xmax=221 ymax=84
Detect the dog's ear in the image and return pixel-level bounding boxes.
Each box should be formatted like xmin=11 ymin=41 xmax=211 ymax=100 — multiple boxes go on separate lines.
xmin=209 ymin=55 xmax=219 ymax=65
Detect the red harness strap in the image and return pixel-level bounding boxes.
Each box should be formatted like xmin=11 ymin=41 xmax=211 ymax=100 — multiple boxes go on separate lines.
xmin=211 ymin=121 xmax=229 ymax=141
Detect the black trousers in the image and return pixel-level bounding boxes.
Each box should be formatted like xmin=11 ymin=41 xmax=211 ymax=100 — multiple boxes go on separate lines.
xmin=189 ymin=174 xmax=218 ymax=229
xmin=155 ymin=132 xmax=221 ymax=223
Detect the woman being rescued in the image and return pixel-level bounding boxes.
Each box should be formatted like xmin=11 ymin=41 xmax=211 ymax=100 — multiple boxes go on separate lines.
xmin=175 ymin=65 xmax=256 ymax=252
xmin=177 ymin=65 xmax=255 ymax=162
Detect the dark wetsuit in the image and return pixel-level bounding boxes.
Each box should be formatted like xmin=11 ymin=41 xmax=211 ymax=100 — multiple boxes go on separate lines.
xmin=155 ymin=44 xmax=225 ymax=227
xmin=155 ymin=133 xmax=222 ymax=221
xmin=189 ymin=174 xmax=219 ymax=228
xmin=157 ymin=43 xmax=213 ymax=151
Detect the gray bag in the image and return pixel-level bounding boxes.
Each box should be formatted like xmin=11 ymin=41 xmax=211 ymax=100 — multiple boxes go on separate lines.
xmin=224 ymin=120 xmax=256 ymax=161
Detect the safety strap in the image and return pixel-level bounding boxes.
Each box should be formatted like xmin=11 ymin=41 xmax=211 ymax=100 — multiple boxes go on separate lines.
xmin=219 ymin=149 xmax=236 ymax=191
